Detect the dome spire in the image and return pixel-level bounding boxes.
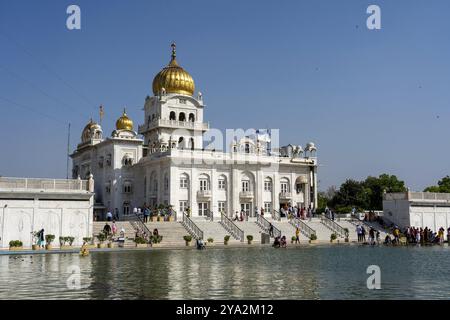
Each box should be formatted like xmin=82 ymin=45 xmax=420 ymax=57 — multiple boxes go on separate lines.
xmin=169 ymin=42 xmax=178 ymax=67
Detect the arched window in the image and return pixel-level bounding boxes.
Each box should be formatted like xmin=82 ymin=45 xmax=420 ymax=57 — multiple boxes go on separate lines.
xmin=144 ymin=177 xmax=147 ymax=198
xmin=164 ymin=173 xmax=169 ymax=192
xmin=189 ymin=113 xmax=195 ymax=122
xmin=264 ymin=177 xmax=272 ymax=192
xmin=280 ymin=177 xmax=290 ymax=193
xmin=150 ymin=172 xmax=158 ymax=194
xmin=169 ymin=111 xmax=176 ymax=120
xmin=123 ymin=202 xmax=130 ymax=215
xmin=123 ymin=181 xmax=132 ymax=193
xmin=198 ymin=174 xmax=210 ymax=191
xmin=189 ymin=138 xmax=194 ymax=150
xmin=218 ymin=175 xmax=227 ymax=190
xmin=178 ymin=137 xmax=184 ymax=149
xmin=179 ymin=112 xmax=186 ymax=121
xmin=180 ymin=173 xmax=189 ymax=188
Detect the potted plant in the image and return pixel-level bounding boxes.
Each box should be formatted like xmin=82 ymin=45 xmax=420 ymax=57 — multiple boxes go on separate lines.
xmin=107 ymin=238 xmax=114 ymax=248
xmin=183 ymin=235 xmax=192 ymax=246
xmin=9 ymin=240 xmax=23 ymax=251
xmin=96 ymin=232 xmax=107 ymax=248
xmin=247 ymin=235 xmax=253 ymax=244
xmin=344 ymin=228 xmax=350 ymax=242
xmin=150 ymin=235 xmax=163 ymax=247
xmin=45 ymin=234 xmax=55 ymax=250
xmin=207 ymin=238 xmax=214 ymax=246
xmin=309 ymin=234 xmax=318 ymax=244
xmin=224 ymin=235 xmax=230 ymax=245
xmin=330 ymin=233 xmax=338 ymax=243
xmin=134 ymin=236 xmax=148 ymax=248
xmin=291 ymin=236 xmax=297 ymax=244
xmin=31 ymin=231 xmax=40 ymax=250
xmin=83 ymin=237 xmax=94 ymax=248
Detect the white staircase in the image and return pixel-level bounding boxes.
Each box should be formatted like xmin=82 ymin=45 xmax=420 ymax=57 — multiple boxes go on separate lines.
xmin=304 ymin=218 xmax=334 ymax=241
xmin=191 ymin=219 xmax=240 ymax=244
xmin=271 ymin=220 xmax=308 ymax=240
xmin=145 ymin=221 xmax=191 ymax=247
xmin=235 ymin=220 xmax=265 ymax=243
xmin=93 ymin=221 xmax=136 ymax=247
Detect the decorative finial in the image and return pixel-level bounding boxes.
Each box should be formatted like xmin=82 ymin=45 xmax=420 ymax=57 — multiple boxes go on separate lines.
xmin=171 ymin=42 xmax=176 ymax=59
xmin=123 ymin=107 xmax=127 ymax=115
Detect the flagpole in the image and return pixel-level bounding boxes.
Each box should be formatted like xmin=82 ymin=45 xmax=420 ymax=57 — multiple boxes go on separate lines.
xmin=66 ymin=122 xmax=71 ymax=179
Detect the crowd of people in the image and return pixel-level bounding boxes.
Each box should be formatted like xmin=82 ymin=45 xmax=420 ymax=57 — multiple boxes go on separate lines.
xmin=396 ymin=226 xmax=450 ymax=245
xmin=281 ymin=205 xmax=316 ymax=220
xmin=355 ymin=224 xmax=380 ymax=245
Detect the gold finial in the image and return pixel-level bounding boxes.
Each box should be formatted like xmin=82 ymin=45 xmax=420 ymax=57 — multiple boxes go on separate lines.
xmin=123 ymin=107 xmax=127 ymax=115
xmin=171 ymin=42 xmax=176 ymax=59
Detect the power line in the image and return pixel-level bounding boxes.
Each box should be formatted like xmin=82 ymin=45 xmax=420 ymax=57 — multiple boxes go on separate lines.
xmin=0 ymin=96 xmax=67 ymax=127
xmin=0 ymin=31 xmax=97 ymax=111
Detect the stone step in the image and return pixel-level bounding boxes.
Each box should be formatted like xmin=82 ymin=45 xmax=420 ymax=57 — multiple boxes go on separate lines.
xmin=271 ymin=221 xmax=309 ymax=241
xmin=192 ymin=221 xmax=240 ymax=244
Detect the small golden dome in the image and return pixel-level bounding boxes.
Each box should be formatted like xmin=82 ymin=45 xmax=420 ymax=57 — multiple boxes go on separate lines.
xmin=152 ymin=43 xmax=195 ymax=96
xmin=116 ymin=109 xmax=134 ymax=131
xmin=81 ymin=119 xmax=101 ymax=142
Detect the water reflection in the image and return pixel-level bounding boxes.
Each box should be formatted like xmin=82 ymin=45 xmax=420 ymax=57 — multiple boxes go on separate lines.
xmin=1 ymin=246 xmax=450 ymax=299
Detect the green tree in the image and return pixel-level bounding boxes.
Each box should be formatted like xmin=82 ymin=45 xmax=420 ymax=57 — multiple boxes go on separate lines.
xmin=363 ymin=174 xmax=407 ymax=210
xmin=330 ymin=179 xmax=370 ymax=212
xmin=329 ymin=174 xmax=406 ymax=212
xmin=424 ymin=176 xmax=450 ymax=193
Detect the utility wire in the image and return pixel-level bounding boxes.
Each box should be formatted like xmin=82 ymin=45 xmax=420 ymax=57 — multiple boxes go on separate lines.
xmin=0 ymin=96 xmax=67 ymax=127
xmin=0 ymin=31 xmax=97 ymax=111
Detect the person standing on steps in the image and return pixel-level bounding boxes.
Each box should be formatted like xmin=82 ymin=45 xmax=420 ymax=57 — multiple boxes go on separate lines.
xmin=295 ymin=227 xmax=300 ymax=244
xmin=269 ymin=223 xmax=274 ymax=237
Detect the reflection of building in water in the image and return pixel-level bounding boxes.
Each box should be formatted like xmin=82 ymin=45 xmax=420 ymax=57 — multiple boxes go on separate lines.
xmin=71 ymin=44 xmax=318 ymax=220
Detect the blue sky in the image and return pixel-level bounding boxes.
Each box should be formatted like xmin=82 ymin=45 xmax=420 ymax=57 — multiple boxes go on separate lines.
xmin=0 ymin=0 xmax=449 ymax=191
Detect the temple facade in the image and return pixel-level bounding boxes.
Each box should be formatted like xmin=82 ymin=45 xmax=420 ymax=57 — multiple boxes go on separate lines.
xmin=71 ymin=44 xmax=319 ymax=220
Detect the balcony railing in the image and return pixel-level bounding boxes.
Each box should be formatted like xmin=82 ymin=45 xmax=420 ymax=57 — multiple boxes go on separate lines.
xmin=197 ymin=190 xmax=212 ymax=198
xmin=279 ymin=192 xmax=292 ymax=199
xmin=220 ymin=212 xmax=244 ymax=241
xmin=239 ymin=191 xmax=254 ymax=198
xmin=138 ymin=119 xmax=209 ymax=133
xmin=0 ymin=177 xmax=88 ymax=192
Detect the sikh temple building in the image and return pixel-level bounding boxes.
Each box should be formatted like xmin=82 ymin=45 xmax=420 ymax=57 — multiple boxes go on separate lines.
xmin=70 ymin=44 xmax=318 ymax=220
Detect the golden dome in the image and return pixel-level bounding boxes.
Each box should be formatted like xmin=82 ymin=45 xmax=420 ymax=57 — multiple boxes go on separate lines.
xmin=116 ymin=109 xmax=134 ymax=131
xmin=152 ymin=43 xmax=195 ymax=96
xmin=81 ymin=119 xmax=101 ymax=142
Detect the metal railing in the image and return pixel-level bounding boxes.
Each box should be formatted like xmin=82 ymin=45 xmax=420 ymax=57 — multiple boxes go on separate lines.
xmin=220 ymin=212 xmax=244 ymax=241
xmin=272 ymin=209 xmax=281 ymax=221
xmin=321 ymin=215 xmax=346 ymax=237
xmin=130 ymin=212 xmax=152 ymax=243
xmin=289 ymin=217 xmax=316 ymax=239
xmin=256 ymin=213 xmax=281 ymax=238
xmin=182 ymin=213 xmax=204 ymax=240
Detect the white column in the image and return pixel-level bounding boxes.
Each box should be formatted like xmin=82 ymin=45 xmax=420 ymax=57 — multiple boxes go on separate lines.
xmin=232 ymin=168 xmax=240 ymax=214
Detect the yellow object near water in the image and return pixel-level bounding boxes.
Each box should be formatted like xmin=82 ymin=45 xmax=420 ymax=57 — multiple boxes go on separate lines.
xmin=80 ymin=244 xmax=89 ymax=257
